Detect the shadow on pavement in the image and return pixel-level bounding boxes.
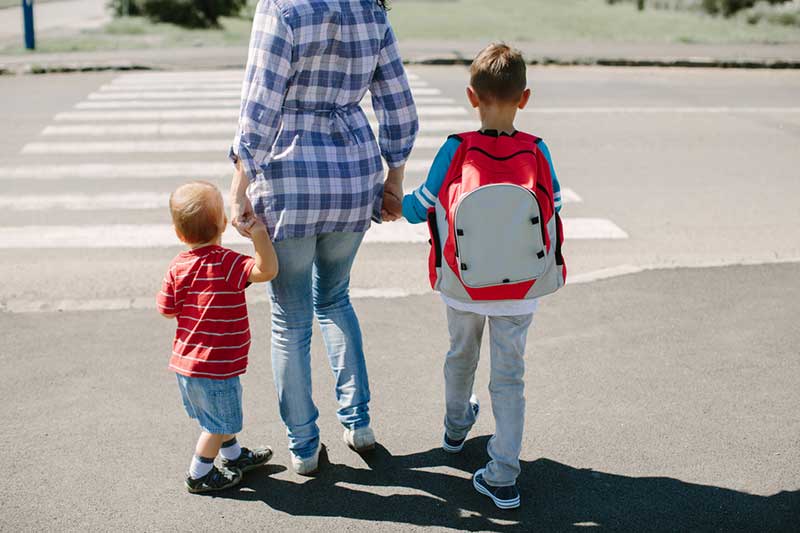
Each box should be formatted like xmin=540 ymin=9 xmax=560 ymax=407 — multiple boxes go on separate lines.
xmin=216 ymin=437 xmax=799 ymax=532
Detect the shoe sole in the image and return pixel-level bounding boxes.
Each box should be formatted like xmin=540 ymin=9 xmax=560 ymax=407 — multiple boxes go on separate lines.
xmin=185 ymin=475 xmax=242 ymax=494
xmin=442 ymin=436 xmax=464 ymax=453
xmin=292 ymin=447 xmax=321 ymax=476
xmin=473 ymin=471 xmax=520 ymax=510
xmin=343 ymin=430 xmax=376 ymax=453
xmin=230 ymin=449 xmax=274 ymax=473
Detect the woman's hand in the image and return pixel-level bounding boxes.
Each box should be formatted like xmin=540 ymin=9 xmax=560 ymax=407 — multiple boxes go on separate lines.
xmin=231 ymin=193 xmax=257 ymax=237
xmin=382 ymin=165 xmax=405 ymax=222
xmin=230 ymin=160 xmax=257 ymax=237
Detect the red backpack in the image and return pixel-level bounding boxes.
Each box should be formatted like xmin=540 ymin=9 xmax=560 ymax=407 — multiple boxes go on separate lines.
xmin=426 ymin=131 xmax=566 ymax=302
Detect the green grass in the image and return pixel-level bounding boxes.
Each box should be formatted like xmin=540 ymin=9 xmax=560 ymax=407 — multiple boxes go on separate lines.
xmin=0 ymin=0 xmax=797 ymax=55
xmin=387 ymin=0 xmax=800 ymax=43
xmin=0 ymin=15 xmax=254 ymax=54
xmin=0 ymin=0 xmax=61 ymax=8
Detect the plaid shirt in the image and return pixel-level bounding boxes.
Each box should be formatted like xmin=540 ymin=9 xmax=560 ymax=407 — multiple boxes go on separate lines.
xmin=230 ymin=0 xmax=419 ymax=241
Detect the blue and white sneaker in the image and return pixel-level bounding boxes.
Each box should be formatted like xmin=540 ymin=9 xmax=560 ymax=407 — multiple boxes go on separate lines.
xmin=442 ymin=395 xmax=480 ymax=453
xmin=472 ymin=468 xmax=520 ymax=509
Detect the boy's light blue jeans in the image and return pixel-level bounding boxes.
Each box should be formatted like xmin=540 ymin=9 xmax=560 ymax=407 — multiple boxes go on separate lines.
xmin=268 ymin=231 xmax=370 ymax=459
xmin=444 ymin=305 xmax=533 ymax=487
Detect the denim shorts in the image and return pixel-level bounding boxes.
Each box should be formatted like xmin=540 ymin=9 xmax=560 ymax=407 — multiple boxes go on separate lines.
xmin=176 ymin=374 xmax=243 ymax=435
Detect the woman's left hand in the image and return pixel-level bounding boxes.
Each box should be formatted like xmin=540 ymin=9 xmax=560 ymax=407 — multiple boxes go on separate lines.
xmin=230 ymin=161 xmax=257 ymax=237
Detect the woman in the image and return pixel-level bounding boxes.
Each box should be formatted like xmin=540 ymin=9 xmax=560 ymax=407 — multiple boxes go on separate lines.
xmin=229 ymin=0 xmax=418 ymax=475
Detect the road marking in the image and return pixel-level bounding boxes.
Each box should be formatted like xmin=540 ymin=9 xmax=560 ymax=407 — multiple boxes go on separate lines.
xmin=1 ymin=287 xmax=425 ymax=313
xmin=42 ymin=123 xmax=239 ymax=136
xmin=88 ymin=91 xmax=243 ymax=100
xmin=76 ymin=99 xmax=242 ymax=109
xmin=21 ymin=136 xmax=448 ymax=154
xmin=8 ymin=257 xmax=800 ymax=314
xmin=55 ymin=109 xmax=240 ymax=121
xmin=521 ymin=107 xmax=800 ymax=114
xmin=100 ymin=83 xmax=243 ymax=92
xmin=0 ymin=162 xmax=233 ymax=179
xmin=560 ymin=189 xmax=582 ymax=203
xmin=564 ymin=218 xmax=628 ymax=239
xmin=110 ymin=71 xmax=420 ymax=83
xmin=0 ymin=218 xmax=626 ymax=248
xmin=0 ymin=192 xmax=170 ymax=211
xmin=87 ymin=87 xmax=440 ymax=102
xmin=0 ymin=188 xmax=581 ymax=211
xmin=42 ymin=116 xmax=467 ymax=137
xmin=0 ymin=161 xmax=396 ymax=179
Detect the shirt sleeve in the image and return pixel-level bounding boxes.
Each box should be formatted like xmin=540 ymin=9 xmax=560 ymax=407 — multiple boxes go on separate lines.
xmin=537 ymin=140 xmax=562 ymax=213
xmin=221 ymin=251 xmax=256 ymax=291
xmin=402 ymin=137 xmax=461 ymax=224
xmin=229 ymin=1 xmax=294 ymax=182
xmin=370 ymin=24 xmax=419 ymax=169
xmin=156 ymin=269 xmax=179 ymax=316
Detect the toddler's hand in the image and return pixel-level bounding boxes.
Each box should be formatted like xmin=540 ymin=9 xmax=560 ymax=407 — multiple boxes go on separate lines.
xmin=249 ymin=217 xmax=267 ymax=236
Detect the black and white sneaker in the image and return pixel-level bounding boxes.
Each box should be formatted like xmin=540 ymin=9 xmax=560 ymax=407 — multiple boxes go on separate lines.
xmin=442 ymin=395 xmax=480 ymax=453
xmin=185 ymin=465 xmax=242 ymax=494
xmin=472 ymin=468 xmax=520 ymax=509
xmin=220 ymin=446 xmax=273 ymax=473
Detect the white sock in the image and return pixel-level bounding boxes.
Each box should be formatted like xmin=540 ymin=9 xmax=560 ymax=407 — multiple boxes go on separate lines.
xmin=219 ymin=438 xmax=242 ymax=461
xmin=189 ymin=455 xmax=214 ymax=480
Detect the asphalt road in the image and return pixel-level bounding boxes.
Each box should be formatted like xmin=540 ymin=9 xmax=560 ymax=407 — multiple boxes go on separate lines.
xmin=0 ymin=66 xmax=798 ymax=531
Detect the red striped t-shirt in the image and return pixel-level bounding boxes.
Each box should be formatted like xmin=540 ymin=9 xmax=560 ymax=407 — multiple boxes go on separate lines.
xmin=157 ymin=245 xmax=256 ymax=380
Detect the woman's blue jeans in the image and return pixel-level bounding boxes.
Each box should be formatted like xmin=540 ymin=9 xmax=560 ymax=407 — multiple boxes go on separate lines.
xmin=267 ymin=231 xmax=370 ymax=459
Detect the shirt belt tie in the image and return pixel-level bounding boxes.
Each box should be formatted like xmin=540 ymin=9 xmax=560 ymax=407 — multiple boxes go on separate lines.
xmin=282 ymin=103 xmax=364 ymax=144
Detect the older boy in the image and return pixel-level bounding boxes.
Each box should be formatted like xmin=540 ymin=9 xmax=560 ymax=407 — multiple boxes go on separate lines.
xmin=157 ymin=181 xmax=279 ymax=493
xmin=401 ymin=44 xmax=563 ymax=510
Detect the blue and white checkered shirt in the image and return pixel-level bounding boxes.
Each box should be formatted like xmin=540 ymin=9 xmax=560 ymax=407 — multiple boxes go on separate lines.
xmin=230 ymin=0 xmax=419 ymax=242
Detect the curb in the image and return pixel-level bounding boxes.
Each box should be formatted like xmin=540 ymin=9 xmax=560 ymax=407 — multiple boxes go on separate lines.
xmin=2 ymin=56 xmax=800 ymax=75
xmin=407 ymin=56 xmax=800 ymax=69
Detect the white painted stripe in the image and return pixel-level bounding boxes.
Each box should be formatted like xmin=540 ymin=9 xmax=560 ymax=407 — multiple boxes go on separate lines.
xmin=563 ymin=218 xmax=628 ymax=240
xmin=21 ymin=140 xmax=231 ymax=154
xmin=560 ymin=188 xmax=582 ymax=203
xmin=0 ymin=193 xmax=169 ymax=210
xmin=1 ymin=287 xmax=427 ymax=313
xmin=42 ymin=123 xmax=237 ymax=137
xmin=22 ymin=136 xmax=448 ymax=155
xmin=55 ymin=109 xmax=238 ymax=122
xmin=8 ymin=257 xmax=800 ymax=314
xmin=100 ymin=82 xmax=243 ymax=92
xmin=113 ymin=70 xmax=245 ymax=81
xmin=0 ymin=219 xmax=625 ymax=248
xmin=0 ymin=162 xmax=231 ymax=180
xmin=0 ymin=189 xmax=578 ymax=211
xmin=110 ymin=70 xmax=419 ymax=83
xmin=75 ymin=99 xmax=241 ymax=109
xmin=521 ymin=107 xmax=800 ymax=114
xmin=88 ymin=91 xmax=242 ymax=100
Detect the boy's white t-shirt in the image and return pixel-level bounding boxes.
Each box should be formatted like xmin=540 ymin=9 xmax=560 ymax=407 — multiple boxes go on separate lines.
xmin=441 ymin=294 xmax=538 ymax=317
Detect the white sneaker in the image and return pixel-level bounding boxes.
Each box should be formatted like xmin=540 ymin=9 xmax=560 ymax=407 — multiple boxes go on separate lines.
xmin=343 ymin=426 xmax=376 ymax=452
xmin=290 ymin=445 xmax=320 ymax=476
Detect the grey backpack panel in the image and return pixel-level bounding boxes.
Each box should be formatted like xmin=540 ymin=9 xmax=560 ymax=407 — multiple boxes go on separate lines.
xmin=454 ymin=184 xmax=547 ymax=288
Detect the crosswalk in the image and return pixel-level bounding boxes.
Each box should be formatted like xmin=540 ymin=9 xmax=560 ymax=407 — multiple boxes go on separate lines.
xmin=0 ymin=70 xmax=627 ymax=256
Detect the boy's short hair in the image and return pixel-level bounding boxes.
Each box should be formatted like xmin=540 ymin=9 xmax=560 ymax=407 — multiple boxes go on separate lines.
xmin=169 ymin=181 xmax=225 ymax=244
xmin=470 ymin=43 xmax=527 ymax=103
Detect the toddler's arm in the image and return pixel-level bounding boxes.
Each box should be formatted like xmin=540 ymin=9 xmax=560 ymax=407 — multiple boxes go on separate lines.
xmin=156 ymin=271 xmax=178 ymax=318
xmin=247 ymin=220 xmax=279 ymax=283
